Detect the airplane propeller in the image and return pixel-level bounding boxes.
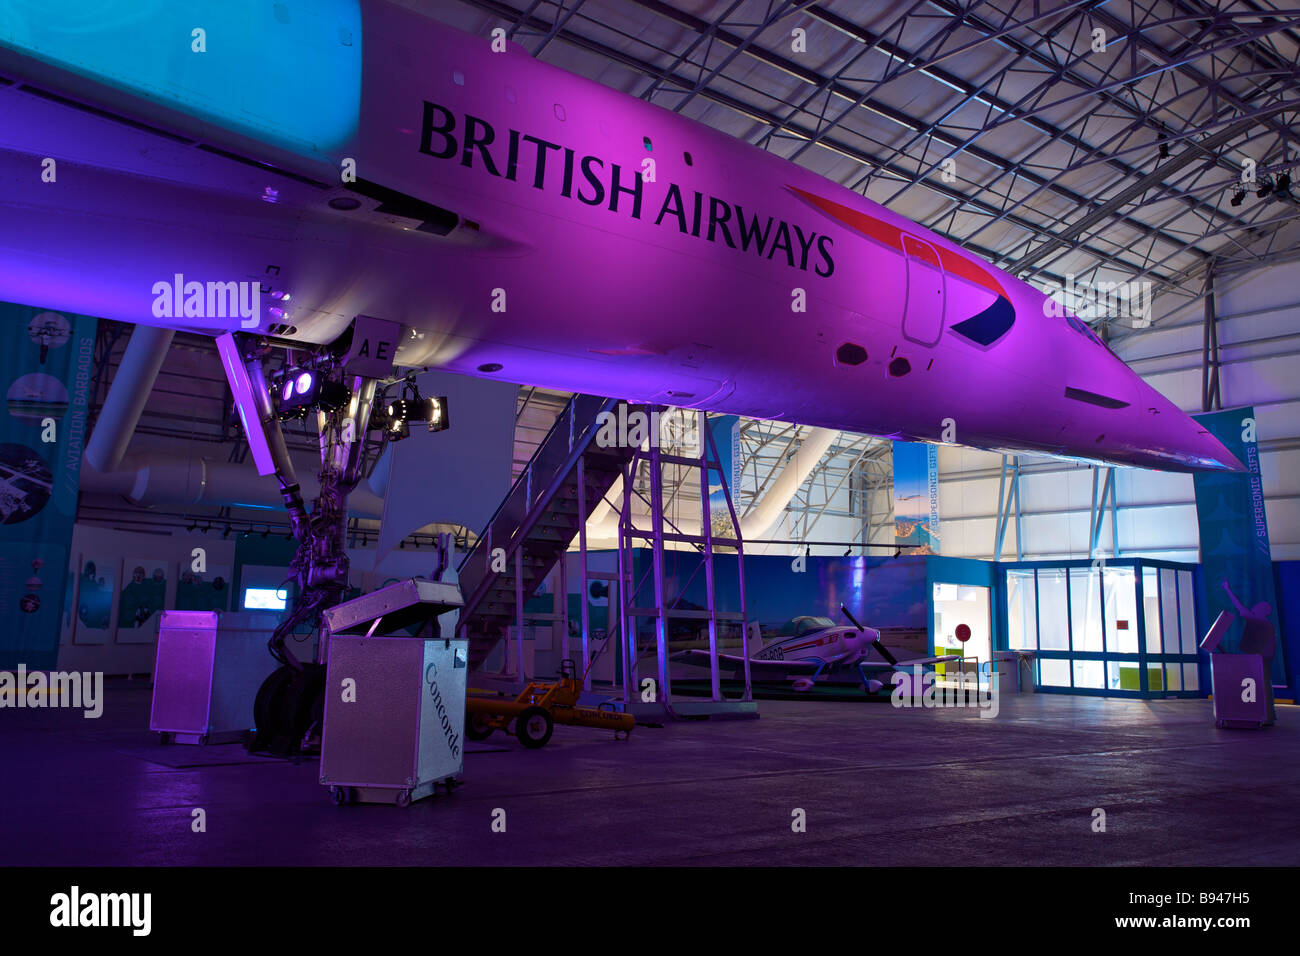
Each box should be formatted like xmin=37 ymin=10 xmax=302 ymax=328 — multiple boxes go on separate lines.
xmin=840 ymin=603 xmax=898 ymax=666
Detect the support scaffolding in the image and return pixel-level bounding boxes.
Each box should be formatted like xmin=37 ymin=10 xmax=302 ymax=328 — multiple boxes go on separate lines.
xmin=617 ymin=409 xmax=755 ymax=719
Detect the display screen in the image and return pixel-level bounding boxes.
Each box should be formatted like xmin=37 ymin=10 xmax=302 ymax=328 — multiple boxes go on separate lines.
xmin=243 ymin=587 xmax=287 ymax=611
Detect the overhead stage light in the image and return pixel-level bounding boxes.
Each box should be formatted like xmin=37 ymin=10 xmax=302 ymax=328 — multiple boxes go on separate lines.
xmin=371 ymin=379 xmax=450 ymax=441
xmin=1273 ymin=172 xmax=1294 ymax=204
xmin=273 ymin=367 xmax=350 ymax=420
xmin=1230 ymin=184 xmax=1246 ymax=207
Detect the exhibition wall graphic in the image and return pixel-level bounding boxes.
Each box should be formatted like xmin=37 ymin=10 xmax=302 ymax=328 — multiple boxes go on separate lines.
xmin=1192 ymin=407 xmax=1285 ymax=688
xmin=893 ymin=440 xmax=940 ymax=554
xmin=706 ymin=414 xmax=740 ymax=532
xmin=631 ymin=549 xmax=928 ymax=650
xmin=0 ymin=302 xmax=96 ymax=669
xmin=116 ymin=557 xmax=168 ymax=641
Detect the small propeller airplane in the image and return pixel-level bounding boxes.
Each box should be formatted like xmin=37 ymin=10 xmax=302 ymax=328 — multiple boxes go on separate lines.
xmin=672 ymin=605 xmax=960 ymax=693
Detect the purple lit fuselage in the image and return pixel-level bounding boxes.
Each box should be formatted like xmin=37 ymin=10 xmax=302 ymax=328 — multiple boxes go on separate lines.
xmin=0 ymin=2 xmax=1242 ymax=472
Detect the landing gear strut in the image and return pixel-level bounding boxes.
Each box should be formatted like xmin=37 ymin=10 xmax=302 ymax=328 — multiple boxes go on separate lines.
xmin=230 ymin=330 xmax=383 ymax=757
xmin=219 ymin=322 xmax=451 ymax=758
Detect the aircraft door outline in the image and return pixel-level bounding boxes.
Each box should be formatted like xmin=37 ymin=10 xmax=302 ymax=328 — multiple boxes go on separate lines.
xmin=902 ymin=235 xmax=946 ymax=347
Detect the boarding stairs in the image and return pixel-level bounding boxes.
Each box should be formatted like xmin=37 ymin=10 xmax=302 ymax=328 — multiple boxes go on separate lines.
xmin=457 ymin=394 xmax=639 ymax=671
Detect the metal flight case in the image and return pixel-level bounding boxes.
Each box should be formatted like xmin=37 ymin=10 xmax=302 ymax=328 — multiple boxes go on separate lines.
xmin=319 ymin=578 xmax=468 ymax=807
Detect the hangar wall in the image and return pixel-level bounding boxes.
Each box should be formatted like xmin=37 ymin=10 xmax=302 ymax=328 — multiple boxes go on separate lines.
xmin=55 ymin=522 xmax=446 ymax=674
xmin=935 ymin=262 xmax=1300 ymax=562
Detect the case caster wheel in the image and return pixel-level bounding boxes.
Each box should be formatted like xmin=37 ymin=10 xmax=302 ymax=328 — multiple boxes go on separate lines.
xmin=466 ymin=712 xmax=495 ymax=741
xmin=396 ymin=789 xmax=412 ymax=808
xmin=516 ymin=706 xmax=554 ymax=749
xmin=158 ymin=732 xmax=172 ymax=746
xmin=329 ymin=786 xmax=353 ymax=806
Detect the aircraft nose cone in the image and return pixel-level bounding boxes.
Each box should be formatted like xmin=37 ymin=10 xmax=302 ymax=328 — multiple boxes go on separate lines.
xmin=1135 ymin=377 xmax=1248 ymax=472
xmin=1189 ymin=421 xmax=1248 ymax=472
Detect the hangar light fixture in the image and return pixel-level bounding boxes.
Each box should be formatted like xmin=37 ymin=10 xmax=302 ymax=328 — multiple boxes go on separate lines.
xmin=371 ymin=377 xmax=449 ymax=442
xmin=273 ymin=367 xmax=350 ymax=420
xmin=1273 ymin=172 xmax=1294 ymax=204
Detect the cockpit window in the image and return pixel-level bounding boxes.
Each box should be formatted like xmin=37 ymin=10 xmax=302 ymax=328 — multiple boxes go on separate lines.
xmin=792 ymin=616 xmax=836 ymax=636
xmin=1065 ymin=312 xmax=1126 ymax=361
xmin=951 ymin=295 xmax=1015 ymax=347
xmin=1065 ymin=313 xmax=1103 ymax=344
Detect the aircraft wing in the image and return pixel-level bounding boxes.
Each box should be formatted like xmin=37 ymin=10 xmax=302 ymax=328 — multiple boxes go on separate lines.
xmin=670 ymin=649 xmax=821 ymax=675
xmin=857 ymin=655 xmax=964 ymax=670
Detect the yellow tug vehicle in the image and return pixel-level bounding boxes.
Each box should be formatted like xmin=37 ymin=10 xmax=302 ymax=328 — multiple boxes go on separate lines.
xmin=465 ymin=659 xmax=634 ymax=749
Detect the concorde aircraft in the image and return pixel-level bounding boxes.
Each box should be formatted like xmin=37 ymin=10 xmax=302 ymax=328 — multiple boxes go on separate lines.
xmin=0 ymin=0 xmax=1243 ymax=473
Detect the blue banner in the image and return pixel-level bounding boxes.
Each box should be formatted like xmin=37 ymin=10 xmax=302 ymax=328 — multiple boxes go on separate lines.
xmin=893 ymin=440 xmax=939 ymax=554
xmin=0 ymin=303 xmax=96 ymax=668
xmin=1192 ymin=407 xmax=1284 ymax=689
xmin=706 ymin=414 xmax=739 ymax=521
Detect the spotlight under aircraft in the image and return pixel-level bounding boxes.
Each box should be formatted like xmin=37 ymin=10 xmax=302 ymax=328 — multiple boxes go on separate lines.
xmin=0 ymin=0 xmax=1243 ymax=474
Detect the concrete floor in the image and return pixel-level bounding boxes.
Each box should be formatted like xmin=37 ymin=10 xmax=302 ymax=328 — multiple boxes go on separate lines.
xmin=2 ymin=681 xmax=1297 ymax=866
